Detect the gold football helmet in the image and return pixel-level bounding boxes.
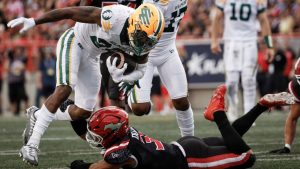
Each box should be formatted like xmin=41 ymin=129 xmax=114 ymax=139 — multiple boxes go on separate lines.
xmin=128 ymin=3 xmax=165 ymax=56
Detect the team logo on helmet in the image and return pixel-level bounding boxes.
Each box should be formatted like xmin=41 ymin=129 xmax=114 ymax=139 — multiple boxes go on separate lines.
xmin=102 ymin=10 xmax=113 ymax=20
xmin=139 ymin=7 xmax=151 ymax=25
xmin=104 ymin=121 xmax=125 ymax=131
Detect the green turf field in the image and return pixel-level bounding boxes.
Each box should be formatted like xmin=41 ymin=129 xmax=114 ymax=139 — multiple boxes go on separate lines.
xmin=0 ymin=110 xmax=300 ymax=169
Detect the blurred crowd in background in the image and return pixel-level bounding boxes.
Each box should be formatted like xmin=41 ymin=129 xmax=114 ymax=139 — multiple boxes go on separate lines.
xmin=0 ymin=0 xmax=300 ymax=116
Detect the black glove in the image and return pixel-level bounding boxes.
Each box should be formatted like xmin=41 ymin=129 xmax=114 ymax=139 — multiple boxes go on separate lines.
xmin=119 ymin=81 xmax=140 ymax=96
xmin=269 ymin=147 xmax=290 ymax=154
xmin=70 ymin=160 xmax=92 ymax=169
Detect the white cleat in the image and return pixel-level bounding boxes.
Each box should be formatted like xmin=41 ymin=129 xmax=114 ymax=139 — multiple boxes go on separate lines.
xmin=259 ymin=92 xmax=295 ymax=107
xmin=19 ymin=144 xmax=39 ymax=166
xmin=22 ymin=106 xmax=39 ymax=145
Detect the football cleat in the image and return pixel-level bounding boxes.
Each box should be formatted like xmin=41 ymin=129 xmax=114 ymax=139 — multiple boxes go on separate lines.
xmin=19 ymin=143 xmax=39 ymax=166
xmin=60 ymin=99 xmax=74 ymax=112
xmin=203 ymin=84 xmax=227 ymax=121
xmin=22 ymin=106 xmax=39 ymax=145
xmin=259 ymin=92 xmax=295 ymax=108
xmin=128 ymin=3 xmax=165 ymax=56
xmin=269 ymin=147 xmax=290 ymax=154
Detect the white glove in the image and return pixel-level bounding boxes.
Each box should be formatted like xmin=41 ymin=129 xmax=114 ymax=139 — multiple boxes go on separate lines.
xmin=122 ymin=63 xmax=147 ymax=83
xmin=7 ymin=17 xmax=36 ymax=34
xmin=106 ymin=56 xmax=128 ymax=83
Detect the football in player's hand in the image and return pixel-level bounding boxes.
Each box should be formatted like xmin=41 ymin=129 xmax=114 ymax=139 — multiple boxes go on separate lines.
xmin=109 ymin=52 xmax=137 ymax=75
xmin=110 ymin=52 xmax=125 ymax=69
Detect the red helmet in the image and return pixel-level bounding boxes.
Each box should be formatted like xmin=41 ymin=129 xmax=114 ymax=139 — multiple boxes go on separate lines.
xmin=86 ymin=106 xmax=129 ymax=149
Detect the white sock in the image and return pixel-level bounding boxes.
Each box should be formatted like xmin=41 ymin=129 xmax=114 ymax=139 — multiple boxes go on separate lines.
xmin=175 ymin=106 xmax=194 ymax=137
xmin=285 ymin=144 xmax=291 ymax=150
xmin=27 ymin=104 xmax=55 ymax=146
xmin=53 ymin=106 xmax=72 ymax=121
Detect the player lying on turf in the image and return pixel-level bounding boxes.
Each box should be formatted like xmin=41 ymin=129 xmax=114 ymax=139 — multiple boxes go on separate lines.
xmin=69 ymin=85 xmax=295 ymax=169
xmin=7 ymin=3 xmax=165 ymax=166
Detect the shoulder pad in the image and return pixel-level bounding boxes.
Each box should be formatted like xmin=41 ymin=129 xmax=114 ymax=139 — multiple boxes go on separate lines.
xmin=101 ymin=5 xmax=134 ymax=32
xmin=104 ymin=140 xmax=131 ymax=164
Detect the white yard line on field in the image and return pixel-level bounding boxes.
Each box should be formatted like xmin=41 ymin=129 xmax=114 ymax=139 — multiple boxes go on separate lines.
xmin=0 ymin=149 xmax=97 ymax=156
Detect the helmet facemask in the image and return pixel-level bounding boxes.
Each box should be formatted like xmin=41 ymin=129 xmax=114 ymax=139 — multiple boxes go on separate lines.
xmin=86 ymin=126 xmax=104 ymax=151
xmin=129 ymin=23 xmax=158 ymax=56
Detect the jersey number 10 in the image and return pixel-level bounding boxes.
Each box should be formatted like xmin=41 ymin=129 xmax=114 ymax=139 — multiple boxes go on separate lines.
xmin=230 ymin=3 xmax=251 ymax=21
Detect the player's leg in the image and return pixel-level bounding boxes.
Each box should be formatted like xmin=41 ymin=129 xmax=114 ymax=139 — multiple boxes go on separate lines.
xmin=20 ymin=29 xmax=79 ymax=165
xmin=269 ymin=103 xmax=300 ymax=154
xmin=270 ymin=78 xmax=300 ymax=153
xmin=176 ymin=136 xmax=255 ymax=169
xmin=128 ymin=62 xmax=155 ymax=116
xmin=241 ymin=41 xmax=258 ymax=115
xmin=283 ymin=103 xmax=300 ymax=152
xmin=62 ymin=53 xmax=101 ymax=142
xmin=69 ymin=54 xmax=101 ymax=120
xmin=157 ymin=48 xmax=194 ymax=136
xmin=223 ymin=41 xmax=242 ymax=123
xmin=202 ymin=91 xmax=294 ymax=148
xmin=226 ymin=71 xmax=240 ymax=122
xmin=230 ymin=91 xmax=294 ymax=138
xmin=204 ymin=85 xmax=251 ymax=154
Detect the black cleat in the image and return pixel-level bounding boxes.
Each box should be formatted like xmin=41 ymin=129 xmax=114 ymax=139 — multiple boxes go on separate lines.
xmin=269 ymin=147 xmax=290 ymax=154
xmin=60 ymin=99 xmax=74 ymax=112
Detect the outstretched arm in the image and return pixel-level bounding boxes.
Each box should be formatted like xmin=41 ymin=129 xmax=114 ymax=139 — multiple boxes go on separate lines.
xmin=35 ymin=6 xmax=102 ymax=25
xmin=7 ymin=6 xmax=101 ymax=33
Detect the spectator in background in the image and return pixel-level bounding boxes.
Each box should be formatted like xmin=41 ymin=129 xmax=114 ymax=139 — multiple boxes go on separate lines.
xmin=7 ymin=47 xmax=28 ymax=116
xmin=266 ymin=41 xmax=288 ymax=94
xmin=279 ymin=9 xmax=295 ymax=35
xmin=282 ymin=40 xmax=296 ymax=80
xmin=257 ymin=41 xmax=270 ymax=97
xmin=36 ymin=47 xmax=56 ymax=106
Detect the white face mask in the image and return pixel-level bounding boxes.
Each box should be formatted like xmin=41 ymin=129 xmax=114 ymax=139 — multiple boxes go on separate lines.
xmin=86 ymin=127 xmax=104 ymax=150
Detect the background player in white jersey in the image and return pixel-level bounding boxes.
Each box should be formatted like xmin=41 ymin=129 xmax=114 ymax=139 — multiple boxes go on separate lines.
xmin=7 ymin=4 xmax=165 ymax=166
xmin=211 ymin=0 xmax=274 ymax=122
xmin=126 ymin=0 xmax=195 ymax=137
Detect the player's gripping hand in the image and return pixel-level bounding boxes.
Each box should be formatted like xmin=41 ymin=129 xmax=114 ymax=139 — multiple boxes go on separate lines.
xmin=119 ymin=81 xmax=140 ymax=96
xmin=7 ymin=17 xmax=36 ymax=34
xmin=211 ymin=41 xmax=222 ymax=54
xmin=106 ymin=56 xmax=128 ymax=83
xmin=70 ymin=160 xmax=92 ymax=169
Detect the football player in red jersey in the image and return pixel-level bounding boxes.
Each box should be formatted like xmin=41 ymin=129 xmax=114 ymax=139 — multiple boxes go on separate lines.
xmin=70 ymin=85 xmax=294 ymax=169
xmin=269 ymin=58 xmax=300 ymax=154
